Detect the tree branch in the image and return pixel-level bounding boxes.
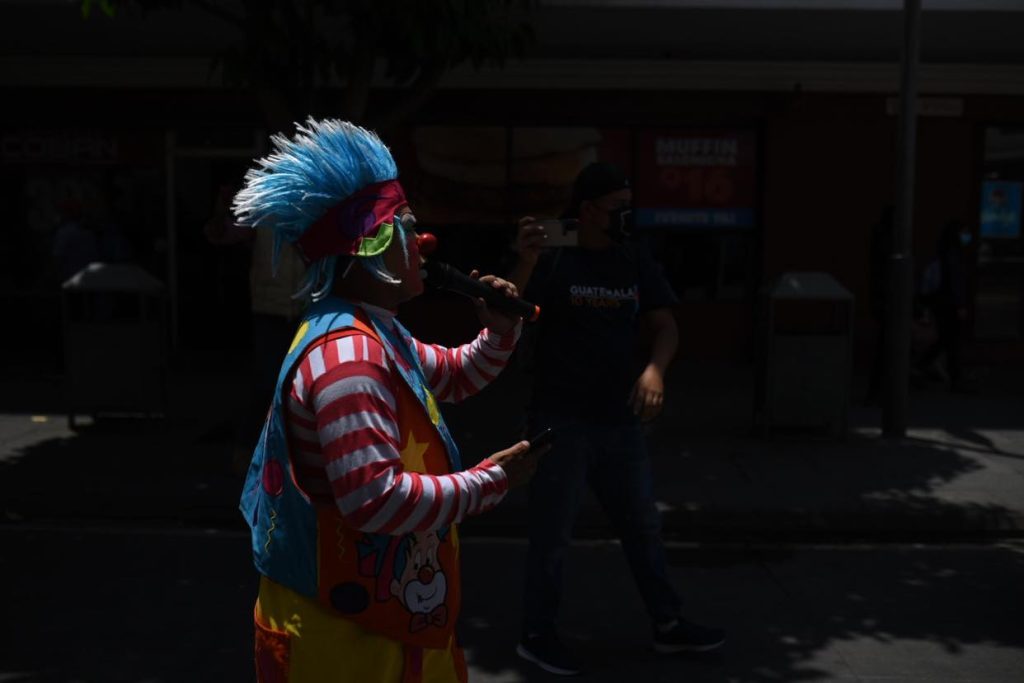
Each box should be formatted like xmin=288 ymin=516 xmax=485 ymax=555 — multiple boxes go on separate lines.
xmin=187 ymin=0 xmax=244 ymax=29
xmin=338 ymin=13 xmax=376 ymax=124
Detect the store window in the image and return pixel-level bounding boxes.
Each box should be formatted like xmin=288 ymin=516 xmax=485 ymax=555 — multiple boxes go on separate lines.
xmin=398 ymin=125 xmax=760 ymax=302
xmin=403 ymin=125 xmax=630 ymax=274
xmin=633 ymin=129 xmax=760 ymax=301
xmin=976 ymin=127 xmax=1024 ymax=340
xmin=0 ymin=128 xmax=163 ymax=371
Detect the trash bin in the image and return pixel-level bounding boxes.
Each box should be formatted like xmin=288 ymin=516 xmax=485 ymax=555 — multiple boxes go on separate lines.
xmin=61 ymin=262 xmax=168 ymax=427
xmin=755 ymin=272 xmax=854 ymax=437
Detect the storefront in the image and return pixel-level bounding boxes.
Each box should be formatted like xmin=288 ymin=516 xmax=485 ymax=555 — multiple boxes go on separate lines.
xmin=976 ymin=127 xmax=1024 ymax=345
xmin=6 ymin=85 xmax=1024 ymax=371
xmin=0 ymin=127 xmax=164 ymax=372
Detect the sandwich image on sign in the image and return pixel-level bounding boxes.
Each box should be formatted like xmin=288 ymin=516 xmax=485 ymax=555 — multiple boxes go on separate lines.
xmin=412 ymin=126 xmax=602 ymax=224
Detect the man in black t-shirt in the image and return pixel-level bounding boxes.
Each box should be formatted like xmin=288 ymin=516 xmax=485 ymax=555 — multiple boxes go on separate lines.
xmin=508 ymin=163 xmax=725 ymax=676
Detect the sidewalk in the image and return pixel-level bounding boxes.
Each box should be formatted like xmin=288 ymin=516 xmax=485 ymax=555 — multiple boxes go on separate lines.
xmin=457 ymin=360 xmax=1024 ymax=541
xmin=1 ymin=359 xmax=1023 ymax=540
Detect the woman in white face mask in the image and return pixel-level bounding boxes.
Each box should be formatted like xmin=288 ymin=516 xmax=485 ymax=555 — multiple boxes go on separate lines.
xmin=917 ymin=219 xmax=974 ymax=392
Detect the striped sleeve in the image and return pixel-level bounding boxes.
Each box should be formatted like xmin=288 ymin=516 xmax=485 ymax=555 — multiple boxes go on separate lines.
xmin=286 ymin=332 xmax=509 ymax=534
xmin=409 ymin=324 xmax=521 ymax=404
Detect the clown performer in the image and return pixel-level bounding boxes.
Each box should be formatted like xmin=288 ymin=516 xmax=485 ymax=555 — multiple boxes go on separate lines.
xmin=233 ymin=119 xmax=545 ymax=683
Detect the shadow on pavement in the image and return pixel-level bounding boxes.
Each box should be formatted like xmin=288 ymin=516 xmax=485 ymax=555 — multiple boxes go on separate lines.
xmin=0 ymin=414 xmax=246 ymax=528
xmin=1 ymin=529 xmax=1022 ymax=682
xmin=457 ymin=540 xmax=1024 ymax=683
xmin=452 ymin=361 xmax=1024 ymax=541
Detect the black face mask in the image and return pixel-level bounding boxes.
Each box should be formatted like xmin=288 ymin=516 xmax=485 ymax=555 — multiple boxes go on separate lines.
xmin=606 ymin=207 xmax=634 ymax=243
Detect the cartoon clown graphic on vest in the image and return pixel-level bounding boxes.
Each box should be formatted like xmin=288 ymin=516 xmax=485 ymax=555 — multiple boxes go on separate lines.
xmin=232 ymin=118 xmax=540 ymax=683
xmin=394 ymin=528 xmax=449 ymax=633
xmin=354 ymin=525 xmax=452 ymax=636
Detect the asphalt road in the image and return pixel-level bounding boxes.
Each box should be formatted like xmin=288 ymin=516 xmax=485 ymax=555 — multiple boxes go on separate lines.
xmin=2 ymin=524 xmax=1022 ymax=682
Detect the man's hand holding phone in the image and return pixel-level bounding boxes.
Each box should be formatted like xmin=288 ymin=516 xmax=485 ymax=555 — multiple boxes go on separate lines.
xmin=516 ymin=217 xmax=579 ymax=261
xmin=535 ymin=219 xmax=579 ymax=248
xmin=516 ymin=216 xmax=547 ymax=265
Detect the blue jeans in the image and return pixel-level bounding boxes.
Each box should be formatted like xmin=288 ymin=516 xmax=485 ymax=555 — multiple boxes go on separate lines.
xmin=522 ymin=412 xmax=682 ymax=636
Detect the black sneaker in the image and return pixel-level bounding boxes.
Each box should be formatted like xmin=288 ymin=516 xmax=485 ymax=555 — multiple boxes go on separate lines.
xmin=516 ymin=632 xmax=582 ymax=676
xmin=653 ymin=618 xmax=726 ymax=654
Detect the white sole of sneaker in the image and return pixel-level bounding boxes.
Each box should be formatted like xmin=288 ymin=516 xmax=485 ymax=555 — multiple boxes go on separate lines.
xmin=653 ymin=638 xmax=726 ymax=654
xmin=515 ymin=643 xmax=582 ymax=676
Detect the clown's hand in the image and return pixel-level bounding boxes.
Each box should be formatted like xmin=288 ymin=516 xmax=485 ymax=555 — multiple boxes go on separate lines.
xmin=487 ymin=439 xmax=548 ymax=488
xmin=469 ymin=270 xmax=521 ymax=335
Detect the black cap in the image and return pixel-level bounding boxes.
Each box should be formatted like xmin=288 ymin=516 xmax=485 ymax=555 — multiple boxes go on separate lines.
xmin=564 ymin=162 xmax=630 ymax=218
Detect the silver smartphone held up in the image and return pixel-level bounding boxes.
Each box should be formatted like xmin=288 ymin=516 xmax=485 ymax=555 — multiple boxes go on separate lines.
xmin=537 ymin=218 xmax=580 ymax=248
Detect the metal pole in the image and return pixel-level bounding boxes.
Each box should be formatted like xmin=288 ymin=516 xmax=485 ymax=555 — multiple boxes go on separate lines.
xmin=883 ymin=0 xmax=921 ymax=438
xmin=165 ymin=130 xmax=179 ymax=351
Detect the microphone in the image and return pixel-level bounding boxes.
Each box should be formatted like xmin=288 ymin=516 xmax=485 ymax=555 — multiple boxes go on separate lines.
xmin=421 ymin=260 xmax=540 ymax=322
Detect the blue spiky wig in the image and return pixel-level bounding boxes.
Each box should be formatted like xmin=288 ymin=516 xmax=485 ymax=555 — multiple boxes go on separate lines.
xmin=232 ymin=118 xmax=411 ymax=301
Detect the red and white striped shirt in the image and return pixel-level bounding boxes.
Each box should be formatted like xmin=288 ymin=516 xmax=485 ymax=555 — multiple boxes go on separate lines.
xmin=285 ymin=303 xmax=520 ymax=535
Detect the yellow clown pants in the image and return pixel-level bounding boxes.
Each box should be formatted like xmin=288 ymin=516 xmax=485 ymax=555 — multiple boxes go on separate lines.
xmin=254 ymin=576 xmax=467 ymax=683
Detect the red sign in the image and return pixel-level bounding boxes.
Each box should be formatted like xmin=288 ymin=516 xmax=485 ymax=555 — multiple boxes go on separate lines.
xmin=634 ymin=129 xmax=757 ymax=228
xmin=1 ymin=130 xmax=162 ymax=165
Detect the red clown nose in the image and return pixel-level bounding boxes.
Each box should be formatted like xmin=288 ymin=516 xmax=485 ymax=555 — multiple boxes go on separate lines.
xmin=416 ymin=232 xmax=438 ymax=256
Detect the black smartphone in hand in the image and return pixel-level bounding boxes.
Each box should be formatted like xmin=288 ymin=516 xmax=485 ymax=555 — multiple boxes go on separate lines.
xmin=527 ymin=427 xmax=555 ymax=451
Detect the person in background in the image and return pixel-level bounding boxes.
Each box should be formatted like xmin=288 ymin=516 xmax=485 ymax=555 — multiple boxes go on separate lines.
xmin=52 ymin=198 xmax=98 ymax=283
xmin=204 ymin=182 xmax=308 ymax=471
xmin=508 ymin=162 xmax=725 ymax=676
xmin=917 ymin=219 xmax=974 ymax=392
